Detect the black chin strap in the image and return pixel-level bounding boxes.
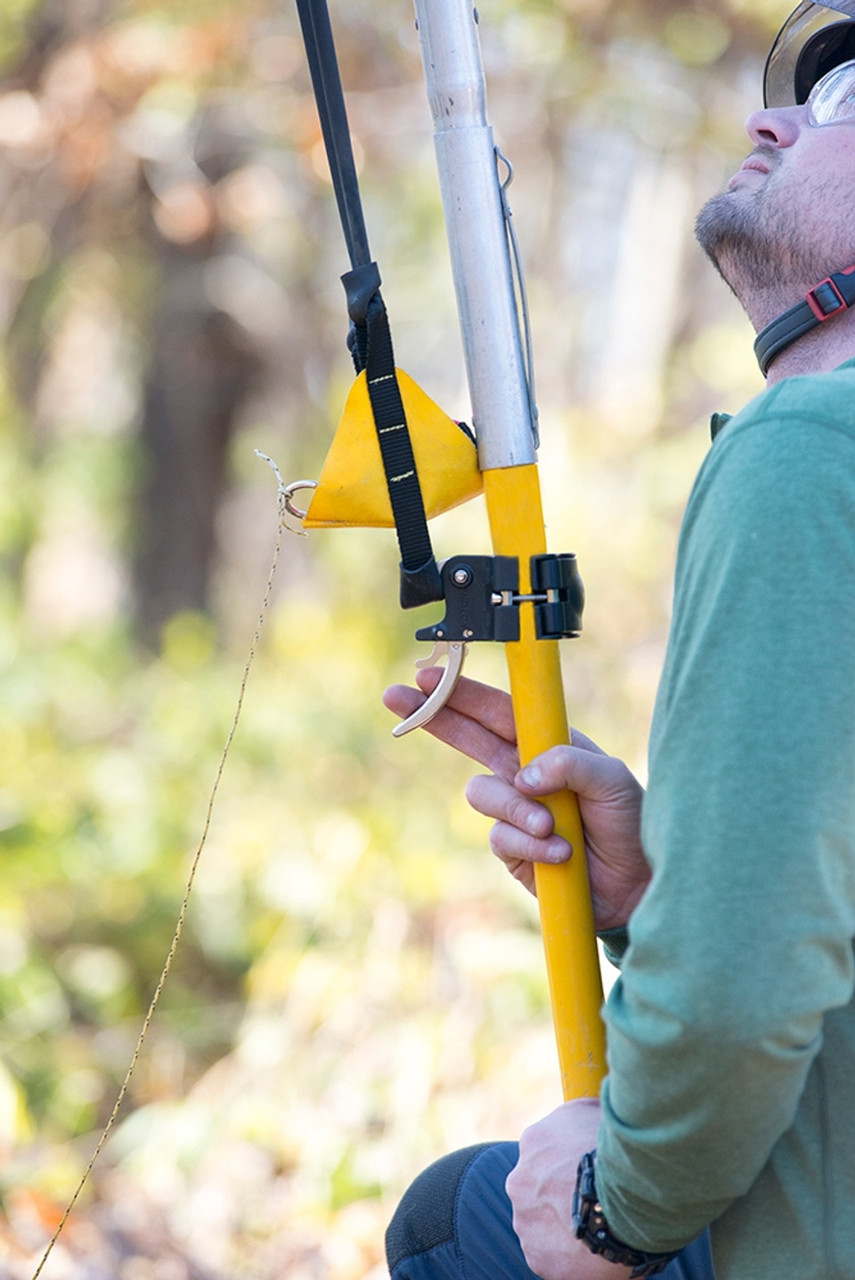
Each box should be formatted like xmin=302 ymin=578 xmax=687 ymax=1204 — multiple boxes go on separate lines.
xmin=754 ymin=265 xmax=855 ymax=376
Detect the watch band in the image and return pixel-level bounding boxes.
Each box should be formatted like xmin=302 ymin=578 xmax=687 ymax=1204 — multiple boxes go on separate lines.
xmin=572 ymin=1150 xmax=680 ymax=1279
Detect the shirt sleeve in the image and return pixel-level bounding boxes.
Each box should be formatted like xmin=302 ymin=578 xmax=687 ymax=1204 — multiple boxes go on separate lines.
xmin=595 ymin=407 xmax=855 ymax=1252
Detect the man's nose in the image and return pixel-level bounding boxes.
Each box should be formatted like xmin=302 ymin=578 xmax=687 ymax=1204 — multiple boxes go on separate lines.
xmin=745 ymin=106 xmax=803 ymax=148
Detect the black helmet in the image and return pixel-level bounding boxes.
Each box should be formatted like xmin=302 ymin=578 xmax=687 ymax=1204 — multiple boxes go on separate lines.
xmin=765 ymin=0 xmax=855 ymax=106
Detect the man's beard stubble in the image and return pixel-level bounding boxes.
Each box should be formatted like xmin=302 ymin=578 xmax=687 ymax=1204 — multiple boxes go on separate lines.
xmin=694 ymin=187 xmax=784 ymax=295
xmin=694 ymin=145 xmax=841 ymax=309
xmin=694 ymin=146 xmax=789 ymax=295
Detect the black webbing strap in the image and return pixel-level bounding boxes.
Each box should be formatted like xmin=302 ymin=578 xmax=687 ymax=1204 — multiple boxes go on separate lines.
xmin=294 ymin=0 xmax=370 ymax=269
xmin=754 ymin=265 xmax=855 ymax=376
xmin=295 ymin=0 xmax=442 ymax=608
xmin=362 ymin=291 xmax=440 ymax=603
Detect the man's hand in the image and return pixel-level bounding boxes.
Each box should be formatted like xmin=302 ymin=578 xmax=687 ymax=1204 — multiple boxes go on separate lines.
xmin=383 ymin=670 xmax=650 ymax=931
xmin=507 ymin=1099 xmax=634 ymax=1280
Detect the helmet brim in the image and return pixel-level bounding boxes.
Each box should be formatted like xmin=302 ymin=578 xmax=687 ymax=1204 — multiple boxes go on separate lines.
xmin=764 ymin=0 xmax=855 ymax=106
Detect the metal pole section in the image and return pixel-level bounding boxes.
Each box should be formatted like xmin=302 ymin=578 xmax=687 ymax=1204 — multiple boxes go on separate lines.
xmin=413 ymin=0 xmax=607 ymax=1100
xmin=413 ymin=0 xmax=534 ymax=471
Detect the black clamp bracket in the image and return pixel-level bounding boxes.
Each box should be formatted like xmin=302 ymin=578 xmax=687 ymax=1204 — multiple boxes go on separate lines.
xmin=415 ymin=553 xmax=584 ymax=646
xmin=531 ymin=553 xmax=585 ymax=640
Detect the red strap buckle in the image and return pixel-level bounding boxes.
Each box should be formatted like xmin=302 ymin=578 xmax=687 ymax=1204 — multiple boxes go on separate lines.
xmin=806 ymin=278 xmax=847 ymax=321
xmin=805 ymin=266 xmax=855 ymax=322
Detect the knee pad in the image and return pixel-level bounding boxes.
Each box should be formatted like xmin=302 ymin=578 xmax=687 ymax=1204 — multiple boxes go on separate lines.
xmin=386 ymin=1144 xmax=496 ymax=1272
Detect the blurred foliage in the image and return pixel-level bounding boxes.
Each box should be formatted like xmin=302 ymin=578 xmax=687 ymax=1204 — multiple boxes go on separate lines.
xmin=0 ymin=0 xmax=784 ymax=1276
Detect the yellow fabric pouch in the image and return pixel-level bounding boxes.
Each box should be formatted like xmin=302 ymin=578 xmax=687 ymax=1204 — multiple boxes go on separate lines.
xmin=303 ymin=369 xmax=483 ymax=529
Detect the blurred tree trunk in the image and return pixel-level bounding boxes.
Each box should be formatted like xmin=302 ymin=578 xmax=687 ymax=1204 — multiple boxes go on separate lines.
xmin=133 ymin=248 xmax=260 ymax=640
xmin=2 ymin=0 xmax=268 ymax=641
xmin=12 ymin=0 xmax=115 ymax=82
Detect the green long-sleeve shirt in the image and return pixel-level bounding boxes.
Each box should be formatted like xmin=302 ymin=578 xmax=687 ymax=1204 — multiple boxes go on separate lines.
xmin=596 ymin=360 xmax=855 ymax=1279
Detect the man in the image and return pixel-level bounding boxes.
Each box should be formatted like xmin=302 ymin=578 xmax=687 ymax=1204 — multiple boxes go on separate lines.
xmin=383 ymin=3 xmax=855 ymax=1278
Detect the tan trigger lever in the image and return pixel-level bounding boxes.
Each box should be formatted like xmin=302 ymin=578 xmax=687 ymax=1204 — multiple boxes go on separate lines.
xmin=391 ymin=641 xmax=468 ymax=737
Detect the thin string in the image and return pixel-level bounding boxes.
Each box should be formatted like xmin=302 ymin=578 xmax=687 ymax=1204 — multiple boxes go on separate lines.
xmin=29 ymin=452 xmax=290 ymax=1280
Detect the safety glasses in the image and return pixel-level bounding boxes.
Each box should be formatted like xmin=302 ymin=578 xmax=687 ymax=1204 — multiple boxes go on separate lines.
xmin=807 ymin=55 xmax=855 ymax=123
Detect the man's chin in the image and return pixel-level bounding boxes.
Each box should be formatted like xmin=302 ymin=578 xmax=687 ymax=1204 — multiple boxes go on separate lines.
xmin=693 ymin=188 xmax=780 ymax=295
xmin=694 ymin=189 xmax=740 ymax=265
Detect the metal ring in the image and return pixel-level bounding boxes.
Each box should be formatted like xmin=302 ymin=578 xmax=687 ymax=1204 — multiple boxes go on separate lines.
xmin=282 ymin=479 xmax=318 ymax=522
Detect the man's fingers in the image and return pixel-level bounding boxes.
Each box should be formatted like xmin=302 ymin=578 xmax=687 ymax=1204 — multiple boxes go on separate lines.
xmin=517 ymin=743 xmax=629 ymax=800
xmin=414 ymin=669 xmax=517 ymax=741
xmin=383 ymin=682 xmax=429 ymax=720
xmin=466 ymin=773 xmax=553 ymax=837
xmin=383 ymin=672 xmax=519 ymax=779
xmin=466 ymin=775 xmax=573 ymax=866
xmin=567 ymin=726 xmax=606 ymax=756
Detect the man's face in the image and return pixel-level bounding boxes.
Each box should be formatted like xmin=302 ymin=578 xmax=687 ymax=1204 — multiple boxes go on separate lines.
xmin=695 ymin=98 xmax=855 ymax=304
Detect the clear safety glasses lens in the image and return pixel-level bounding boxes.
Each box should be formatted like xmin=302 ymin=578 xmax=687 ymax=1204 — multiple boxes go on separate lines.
xmin=808 ymin=55 xmax=855 ymax=122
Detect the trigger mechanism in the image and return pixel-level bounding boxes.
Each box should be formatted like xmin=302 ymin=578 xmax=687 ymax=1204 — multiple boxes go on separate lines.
xmin=391 ymin=552 xmax=584 ymax=738
xmin=392 ymin=641 xmax=467 ymax=737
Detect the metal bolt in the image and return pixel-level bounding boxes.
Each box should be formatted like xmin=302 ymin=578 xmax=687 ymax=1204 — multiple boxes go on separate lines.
xmin=452 ymin=565 xmax=473 ymax=587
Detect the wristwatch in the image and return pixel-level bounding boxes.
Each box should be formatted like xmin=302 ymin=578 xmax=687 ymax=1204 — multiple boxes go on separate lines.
xmin=572 ymin=1150 xmax=680 ymax=1278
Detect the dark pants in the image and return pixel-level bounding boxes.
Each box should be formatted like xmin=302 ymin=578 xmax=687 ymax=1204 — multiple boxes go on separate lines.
xmin=386 ymin=1142 xmax=714 ymax=1280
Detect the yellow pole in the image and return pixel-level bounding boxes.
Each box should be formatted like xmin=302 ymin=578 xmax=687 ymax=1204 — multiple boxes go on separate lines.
xmin=484 ymin=465 xmax=606 ymax=1100
xmin=412 ymin=0 xmax=606 ymax=1098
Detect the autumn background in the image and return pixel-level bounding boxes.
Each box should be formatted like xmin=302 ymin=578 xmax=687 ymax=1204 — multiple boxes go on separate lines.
xmin=0 ymin=0 xmax=777 ymax=1276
